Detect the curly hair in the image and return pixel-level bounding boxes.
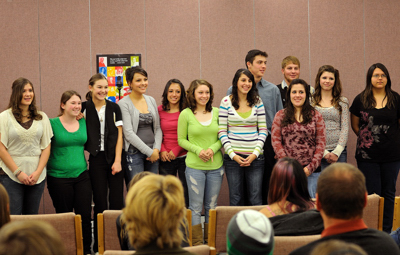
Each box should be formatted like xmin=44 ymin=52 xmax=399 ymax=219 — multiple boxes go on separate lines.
xmin=7 ymin=78 xmax=42 ymax=122
xmin=122 ymin=175 xmax=186 ymax=249
xmin=230 ymin=69 xmax=260 ymax=109
xmin=186 ymin=79 xmax=214 ymax=113
xmin=161 ymin=79 xmax=187 ymax=112
xmin=361 ymin=63 xmax=396 ymax=109
xmin=281 ymin=79 xmax=314 ymax=127
xmin=312 ymin=65 xmax=345 ymax=113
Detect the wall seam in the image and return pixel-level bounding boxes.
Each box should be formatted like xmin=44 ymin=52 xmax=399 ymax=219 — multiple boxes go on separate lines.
xmin=89 ymin=0 xmax=92 ymax=74
xmin=308 ymin=0 xmax=311 ymax=84
xmin=363 ymin=0 xmax=366 ymax=75
xmin=37 ymin=0 xmax=42 ymax=110
xmin=144 ymin=0 xmax=147 ymax=70
xmin=253 ymin=0 xmax=256 ymax=48
xmin=198 ymin=0 xmax=202 ymax=78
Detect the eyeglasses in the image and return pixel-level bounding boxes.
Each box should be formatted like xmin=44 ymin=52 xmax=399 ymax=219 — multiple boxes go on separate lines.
xmin=372 ymin=74 xmax=387 ymax=78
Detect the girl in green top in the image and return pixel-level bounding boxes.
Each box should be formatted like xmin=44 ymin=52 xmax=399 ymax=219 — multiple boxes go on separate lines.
xmin=47 ymin=90 xmax=92 ymax=254
xmin=177 ymin=79 xmax=223 ymax=245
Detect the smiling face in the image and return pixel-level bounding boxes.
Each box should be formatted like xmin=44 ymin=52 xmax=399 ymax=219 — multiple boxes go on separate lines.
xmin=247 ymin=55 xmax=267 ymax=80
xmin=129 ymin=73 xmax=148 ymax=94
xmin=282 ymin=63 xmax=300 ymax=84
xmin=90 ymin=78 xmax=109 ymax=102
xmin=371 ymin=68 xmax=387 ymax=90
xmin=237 ymin=73 xmax=253 ymax=96
xmin=19 ymin=83 xmax=34 ymax=107
xmin=319 ymin=71 xmax=335 ymax=92
xmin=167 ymin=83 xmax=182 ymax=106
xmin=61 ymin=95 xmax=82 ymax=117
xmin=290 ymin=84 xmax=306 ymax=109
xmin=194 ymin=85 xmax=210 ymax=107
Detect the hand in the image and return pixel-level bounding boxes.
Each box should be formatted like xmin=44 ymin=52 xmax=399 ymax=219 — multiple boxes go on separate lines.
xmin=205 ymin=148 xmax=214 ymax=162
xmin=242 ymin=154 xmax=257 ymax=166
xmin=17 ymin=171 xmax=31 ymax=185
xmin=199 ymin=150 xmax=210 ymax=162
xmin=111 ymin=161 xmax=122 ymax=175
xmin=160 ymin=151 xmax=170 ymax=162
xmin=233 ymin=155 xmax=247 ymax=166
xmin=168 ymin=151 xmax=176 ymax=161
xmin=146 ymin=149 xmax=159 ymax=163
xmin=76 ymin=112 xmax=84 ymax=120
xmin=28 ymin=170 xmax=40 ymax=185
xmin=303 ymin=167 xmax=311 ymax=177
xmin=328 ymin=153 xmax=338 ymax=164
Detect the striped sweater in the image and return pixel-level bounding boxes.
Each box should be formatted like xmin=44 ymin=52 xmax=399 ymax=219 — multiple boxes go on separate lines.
xmin=218 ymin=96 xmax=267 ymax=159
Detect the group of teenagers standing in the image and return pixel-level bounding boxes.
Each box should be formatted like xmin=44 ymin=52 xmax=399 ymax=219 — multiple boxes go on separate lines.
xmin=0 ymin=49 xmax=399 ymax=252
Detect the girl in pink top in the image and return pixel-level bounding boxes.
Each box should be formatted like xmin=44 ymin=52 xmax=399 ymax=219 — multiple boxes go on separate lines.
xmin=158 ymin=79 xmax=189 ymax=207
xmin=271 ymin=79 xmax=326 ymax=198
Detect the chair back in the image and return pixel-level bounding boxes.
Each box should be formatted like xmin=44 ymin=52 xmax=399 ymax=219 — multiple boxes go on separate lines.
xmin=98 ymin=210 xmax=122 ymax=254
xmin=274 ymin=235 xmax=320 ymax=255
xmin=103 ymin=245 xmax=211 ymax=255
xmin=393 ymin=196 xmax=400 ymax=231
xmin=11 ymin=212 xmax=83 ymax=255
xmin=208 ymin=205 xmax=264 ymax=253
xmin=363 ymin=194 xmax=384 ymax=230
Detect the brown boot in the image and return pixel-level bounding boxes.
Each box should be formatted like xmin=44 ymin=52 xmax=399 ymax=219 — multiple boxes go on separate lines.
xmin=192 ymin=224 xmax=203 ymax=246
xmin=204 ymin=223 xmax=209 ymax=244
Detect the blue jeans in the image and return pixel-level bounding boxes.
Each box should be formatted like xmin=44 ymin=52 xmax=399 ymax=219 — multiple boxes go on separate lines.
xmin=0 ymin=174 xmax=45 ymax=215
xmin=160 ymin=156 xmax=189 ymax=208
xmin=390 ymin=227 xmax=400 ymax=248
xmin=357 ymin=160 xmax=400 ymax=233
xmin=185 ymin=166 xmax=224 ymax=225
xmin=308 ymin=148 xmax=348 ymax=198
xmin=126 ymin=149 xmax=159 ymax=183
xmin=224 ymin=154 xmax=264 ymax=206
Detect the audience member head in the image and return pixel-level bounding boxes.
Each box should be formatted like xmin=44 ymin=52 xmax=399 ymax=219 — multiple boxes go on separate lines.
xmin=230 ymin=68 xmax=259 ymax=109
xmin=161 ymin=79 xmax=187 ymax=112
xmin=268 ymin=157 xmax=314 ymax=212
xmin=186 ymin=79 xmax=214 ymax=113
xmin=86 ymin=73 xmax=108 ymax=101
xmin=123 ymin=175 xmax=186 ymax=250
xmin=0 ymin=184 xmax=10 ymax=229
xmin=310 ymin=239 xmax=367 ymax=255
xmin=8 ymin=77 xmax=42 ymax=122
xmin=58 ymin=90 xmax=81 ymax=116
xmin=281 ymin=56 xmax=300 ymax=85
xmin=128 ymin=171 xmax=155 ymax=190
xmin=0 ymin=221 xmax=66 ymax=255
xmin=125 ymin=66 xmax=148 ymax=87
xmin=317 ymin=163 xmax=367 ymax=220
xmin=227 ymin=209 xmax=274 ymax=255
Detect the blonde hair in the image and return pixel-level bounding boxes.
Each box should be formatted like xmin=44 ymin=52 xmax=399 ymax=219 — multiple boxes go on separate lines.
xmin=122 ymin=175 xmax=186 ymax=249
xmin=310 ymin=239 xmax=367 ymax=255
xmin=0 ymin=221 xmax=66 ymax=255
xmin=0 ymin=184 xmax=10 ymax=228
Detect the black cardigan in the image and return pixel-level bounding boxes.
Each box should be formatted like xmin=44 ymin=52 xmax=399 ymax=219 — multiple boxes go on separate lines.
xmin=82 ymin=99 xmax=122 ymax=164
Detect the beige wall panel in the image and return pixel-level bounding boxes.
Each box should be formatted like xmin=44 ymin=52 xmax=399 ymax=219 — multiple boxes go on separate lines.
xmin=90 ymin=0 xmax=146 ymax=88
xmin=0 ymin=0 xmax=40 ymax=110
xmin=145 ymin=0 xmax=200 ymax=103
xmin=309 ymin=0 xmax=364 ymax=167
xmin=199 ymin=0 xmax=254 ymax=105
xmin=254 ymin=0 xmax=310 ymax=85
xmin=38 ymin=0 xmax=91 ymax=119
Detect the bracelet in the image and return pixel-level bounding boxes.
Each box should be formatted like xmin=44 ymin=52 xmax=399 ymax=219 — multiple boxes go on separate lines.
xmin=15 ymin=171 xmax=23 ymax=177
xmin=13 ymin=168 xmax=21 ymax=176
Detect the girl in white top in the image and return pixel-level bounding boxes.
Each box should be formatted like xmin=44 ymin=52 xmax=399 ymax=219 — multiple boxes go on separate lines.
xmin=0 ymin=78 xmax=53 ymax=214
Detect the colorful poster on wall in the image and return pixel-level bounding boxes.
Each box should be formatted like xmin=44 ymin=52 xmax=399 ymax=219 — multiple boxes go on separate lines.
xmin=96 ymin=54 xmax=141 ymax=103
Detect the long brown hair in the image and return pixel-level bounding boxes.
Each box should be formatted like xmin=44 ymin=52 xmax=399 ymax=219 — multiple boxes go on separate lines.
xmin=8 ymin=78 xmax=42 ymax=122
xmin=312 ymin=65 xmax=345 ymax=113
xmin=281 ymin=79 xmax=314 ymax=127
xmin=161 ymin=79 xmax=187 ymax=112
xmin=0 ymin=184 xmax=10 ymax=229
xmin=186 ymin=79 xmax=214 ymax=113
xmin=230 ymin=69 xmax=260 ymax=109
xmin=86 ymin=73 xmax=108 ymax=101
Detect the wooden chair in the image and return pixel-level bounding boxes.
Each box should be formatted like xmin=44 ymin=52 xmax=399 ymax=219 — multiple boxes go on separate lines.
xmin=363 ymin=194 xmax=384 ymax=230
xmin=11 ymin=212 xmax=83 ymax=255
xmin=103 ymin=245 xmax=213 ymax=255
xmin=393 ymin=196 xmax=400 ymax=231
xmin=274 ymin=235 xmax=321 ymax=255
xmin=98 ymin=209 xmax=193 ymax=254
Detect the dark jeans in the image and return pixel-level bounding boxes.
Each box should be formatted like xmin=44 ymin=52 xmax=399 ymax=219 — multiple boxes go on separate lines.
xmin=47 ymin=171 xmax=93 ymax=254
xmin=89 ymin=151 xmax=124 ymax=252
xmin=262 ymin=134 xmax=276 ymax=204
xmin=0 ymin=174 xmax=45 ymax=215
xmin=126 ymin=149 xmax=159 ymax=187
xmin=159 ymin=156 xmax=189 ymax=208
xmin=224 ymin=154 xmax=264 ymax=206
xmin=357 ymin=160 xmax=400 ymax=233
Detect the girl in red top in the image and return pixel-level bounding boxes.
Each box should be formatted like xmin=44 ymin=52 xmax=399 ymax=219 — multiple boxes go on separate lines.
xmin=158 ymin=79 xmax=188 ymax=207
